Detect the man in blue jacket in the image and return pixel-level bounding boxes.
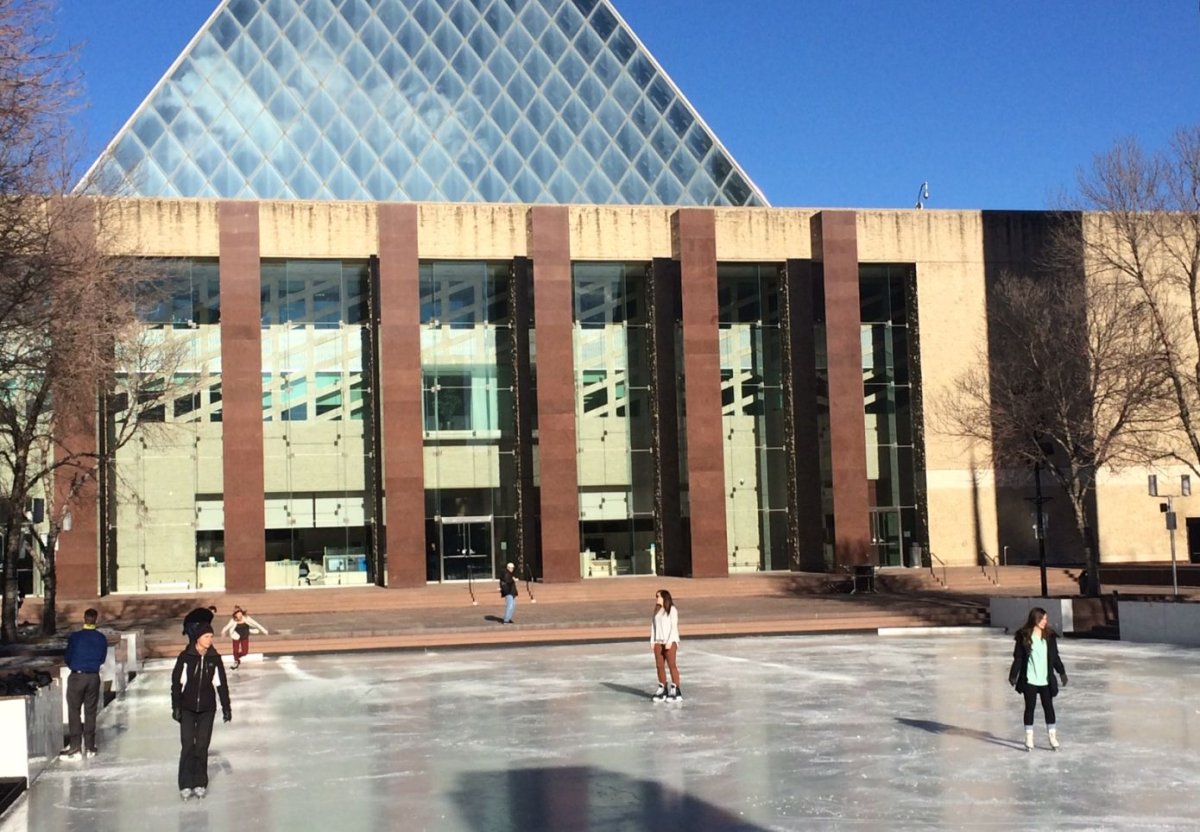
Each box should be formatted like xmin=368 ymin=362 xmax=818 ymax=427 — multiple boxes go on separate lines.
xmin=61 ymin=608 xmax=108 ymax=759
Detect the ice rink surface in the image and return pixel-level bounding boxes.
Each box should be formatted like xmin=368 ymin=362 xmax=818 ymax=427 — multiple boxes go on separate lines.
xmin=3 ymin=633 xmax=1198 ymax=831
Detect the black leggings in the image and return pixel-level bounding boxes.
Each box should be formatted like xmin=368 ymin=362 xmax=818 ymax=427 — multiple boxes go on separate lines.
xmin=1022 ymin=685 xmax=1056 ymax=727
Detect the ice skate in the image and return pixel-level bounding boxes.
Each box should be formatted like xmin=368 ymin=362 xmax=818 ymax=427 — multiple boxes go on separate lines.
xmin=667 ymin=684 xmax=679 ymax=702
xmin=1048 ymin=728 xmax=1059 ymax=751
xmin=1024 ymin=728 xmax=1034 ymax=752
xmin=180 ymin=788 xmax=193 ymax=801
xmin=652 ymin=683 xmax=666 ymax=702
xmin=193 ymin=787 xmax=207 ymax=799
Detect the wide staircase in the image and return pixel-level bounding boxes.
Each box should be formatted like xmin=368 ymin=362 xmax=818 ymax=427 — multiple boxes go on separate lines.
xmin=33 ymin=565 xmax=1090 ymax=658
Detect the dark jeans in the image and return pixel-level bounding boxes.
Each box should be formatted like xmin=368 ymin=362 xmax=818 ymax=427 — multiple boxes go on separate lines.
xmin=179 ymin=710 xmax=216 ymax=790
xmin=1023 ymin=684 xmax=1056 ymax=727
xmin=66 ymin=672 xmax=101 ymax=752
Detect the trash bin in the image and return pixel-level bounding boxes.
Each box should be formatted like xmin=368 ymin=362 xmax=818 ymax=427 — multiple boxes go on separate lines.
xmin=907 ymin=544 xmax=923 ymax=568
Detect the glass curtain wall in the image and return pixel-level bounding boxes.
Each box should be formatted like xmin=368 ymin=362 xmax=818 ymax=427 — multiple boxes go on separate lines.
xmin=574 ymin=263 xmax=655 ymax=577
xmin=260 ymin=260 xmax=370 ymax=588
xmin=420 ymin=262 xmax=517 ymax=582
xmin=718 ymin=265 xmax=788 ymax=571
xmin=860 ymin=265 xmax=921 ymax=567
xmin=113 ymin=260 xmax=222 ymax=592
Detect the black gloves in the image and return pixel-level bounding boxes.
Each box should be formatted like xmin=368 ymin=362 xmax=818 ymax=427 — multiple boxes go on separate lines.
xmin=223 ymin=710 xmax=232 ymax=723
xmin=172 ymin=707 xmax=181 ymax=723
xmin=1060 ymin=673 xmax=1068 ymax=687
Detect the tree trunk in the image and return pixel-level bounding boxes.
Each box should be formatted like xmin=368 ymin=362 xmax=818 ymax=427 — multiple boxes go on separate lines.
xmin=1 ymin=516 xmax=21 ymax=643
xmin=1068 ymin=492 xmax=1103 ymax=598
xmin=1082 ymin=524 xmax=1102 ymax=597
xmin=39 ymin=529 xmax=58 ymax=636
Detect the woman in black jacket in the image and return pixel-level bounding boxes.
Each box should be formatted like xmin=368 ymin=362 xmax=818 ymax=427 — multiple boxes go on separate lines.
xmin=1008 ymin=607 xmax=1068 ymax=752
xmin=171 ymin=624 xmax=231 ymax=800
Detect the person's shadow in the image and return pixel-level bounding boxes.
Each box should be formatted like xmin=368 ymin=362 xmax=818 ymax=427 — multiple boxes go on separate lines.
xmin=483 ymin=615 xmax=505 ymax=624
xmin=895 ymin=717 xmax=1025 ymax=751
xmin=601 ymin=681 xmax=653 ymax=700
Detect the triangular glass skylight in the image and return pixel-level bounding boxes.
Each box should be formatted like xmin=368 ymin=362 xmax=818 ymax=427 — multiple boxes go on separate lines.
xmin=83 ymin=0 xmax=767 ymax=206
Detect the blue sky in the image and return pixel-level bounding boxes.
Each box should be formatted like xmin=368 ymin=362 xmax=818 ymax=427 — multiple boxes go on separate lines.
xmin=52 ymin=0 xmax=1200 ymax=209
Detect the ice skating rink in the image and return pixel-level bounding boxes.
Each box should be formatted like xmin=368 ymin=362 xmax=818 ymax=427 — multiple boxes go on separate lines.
xmin=3 ymin=633 xmax=1198 ymax=831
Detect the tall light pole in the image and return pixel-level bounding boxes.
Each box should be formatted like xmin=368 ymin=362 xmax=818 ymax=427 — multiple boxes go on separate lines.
xmin=1030 ymin=460 xmax=1049 ymax=597
xmin=1026 ymin=439 xmax=1055 ymax=598
xmin=1148 ymin=474 xmax=1189 ymax=596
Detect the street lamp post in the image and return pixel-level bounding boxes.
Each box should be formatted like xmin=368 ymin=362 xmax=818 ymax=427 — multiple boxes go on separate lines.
xmin=1148 ymin=474 xmax=1189 ymax=597
xmin=1030 ymin=460 xmax=1050 ymax=598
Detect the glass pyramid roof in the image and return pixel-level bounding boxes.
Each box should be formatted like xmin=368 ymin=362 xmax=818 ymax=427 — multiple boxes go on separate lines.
xmin=84 ymin=0 xmax=767 ymax=206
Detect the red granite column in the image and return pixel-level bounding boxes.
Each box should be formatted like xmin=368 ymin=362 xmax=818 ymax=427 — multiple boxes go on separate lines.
xmin=815 ymin=211 xmax=871 ymax=566
xmin=55 ymin=423 xmax=99 ymax=599
xmin=528 ymin=207 xmax=581 ymax=583
xmin=377 ymin=204 xmax=425 ymax=587
xmin=218 ymin=202 xmax=265 ymax=592
xmin=674 ymin=209 xmax=728 ymax=578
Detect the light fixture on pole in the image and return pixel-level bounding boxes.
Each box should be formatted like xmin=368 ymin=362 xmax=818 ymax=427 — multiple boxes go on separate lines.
xmin=1148 ymin=474 xmax=1189 ymax=596
xmin=914 ymin=181 xmax=930 ymax=210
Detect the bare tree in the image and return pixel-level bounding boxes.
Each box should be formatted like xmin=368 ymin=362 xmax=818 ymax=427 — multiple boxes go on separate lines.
xmin=0 ymin=1 xmax=189 ymax=641
xmin=1065 ymin=127 xmax=1200 ymax=480
xmin=942 ymin=267 xmax=1173 ymax=596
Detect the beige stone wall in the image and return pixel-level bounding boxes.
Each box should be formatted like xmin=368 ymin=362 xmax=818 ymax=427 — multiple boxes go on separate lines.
xmin=119 ymin=199 xmax=1200 ymax=576
xmin=858 ymin=211 xmax=999 ymax=566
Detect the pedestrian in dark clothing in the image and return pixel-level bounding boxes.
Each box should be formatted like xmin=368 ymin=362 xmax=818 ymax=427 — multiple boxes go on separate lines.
xmin=1008 ymin=606 xmax=1068 ymax=751
xmin=499 ymin=562 xmax=517 ymax=624
xmin=61 ymin=608 xmax=108 ymax=759
xmin=182 ymin=606 xmax=217 ymax=642
xmin=171 ymin=624 xmax=231 ymax=800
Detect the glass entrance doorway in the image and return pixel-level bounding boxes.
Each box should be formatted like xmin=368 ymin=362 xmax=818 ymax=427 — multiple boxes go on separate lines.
xmin=438 ymin=516 xmax=493 ymax=581
xmin=870 ymin=509 xmax=902 ymax=567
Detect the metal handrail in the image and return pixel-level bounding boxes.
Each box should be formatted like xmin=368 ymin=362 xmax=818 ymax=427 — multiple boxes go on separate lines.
xmin=980 ymin=551 xmax=1000 ymax=585
xmin=466 ymin=564 xmax=477 ymax=606
xmin=523 ymin=562 xmax=537 ymax=603
xmin=929 ymin=552 xmax=948 ymax=588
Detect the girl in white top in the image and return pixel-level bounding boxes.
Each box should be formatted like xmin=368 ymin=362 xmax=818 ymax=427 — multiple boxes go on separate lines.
xmin=650 ymin=589 xmax=682 ymax=702
xmin=220 ymin=607 xmax=268 ymax=670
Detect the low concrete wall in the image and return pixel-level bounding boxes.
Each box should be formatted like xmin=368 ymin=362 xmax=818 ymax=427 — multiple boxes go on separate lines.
xmin=1118 ymin=600 xmax=1200 ymax=647
xmin=989 ymin=597 xmax=1075 ymax=634
xmin=0 ymin=678 xmax=63 ymax=783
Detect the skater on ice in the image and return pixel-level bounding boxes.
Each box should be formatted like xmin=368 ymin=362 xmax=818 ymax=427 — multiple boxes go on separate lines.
xmin=1008 ymin=606 xmax=1068 ymax=751
xmin=650 ymin=589 xmax=682 ymax=702
xmin=220 ymin=606 xmax=268 ymax=669
xmin=61 ymin=608 xmax=108 ymax=759
xmin=171 ymin=623 xmax=231 ymax=800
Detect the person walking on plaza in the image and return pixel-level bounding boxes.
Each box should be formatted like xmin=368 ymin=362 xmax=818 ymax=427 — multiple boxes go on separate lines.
xmin=650 ymin=589 xmax=682 ymax=702
xmin=220 ymin=607 xmax=269 ymax=670
xmin=171 ymin=624 xmax=231 ymax=800
xmin=61 ymin=608 xmax=108 ymax=759
xmin=499 ymin=562 xmax=518 ymax=624
xmin=1008 ymin=606 xmax=1068 ymax=751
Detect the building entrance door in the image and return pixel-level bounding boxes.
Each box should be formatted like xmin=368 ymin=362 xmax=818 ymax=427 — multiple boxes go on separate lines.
xmin=439 ymin=516 xmax=493 ymax=581
xmin=870 ymin=509 xmax=902 ymax=567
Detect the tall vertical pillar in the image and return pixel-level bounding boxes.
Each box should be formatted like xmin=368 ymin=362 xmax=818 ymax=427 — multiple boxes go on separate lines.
xmin=814 ymin=211 xmax=871 ymax=566
xmin=377 ymin=204 xmax=425 ymax=588
xmin=674 ymin=209 xmax=728 ymax=578
xmin=648 ymin=258 xmax=684 ymax=576
xmin=509 ymin=257 xmax=539 ymax=579
xmin=54 ymin=421 xmax=99 ymax=599
xmin=527 ymin=207 xmax=580 ymax=583
xmin=218 ymin=202 xmax=265 ymax=592
xmin=782 ymin=260 xmax=825 ymax=571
